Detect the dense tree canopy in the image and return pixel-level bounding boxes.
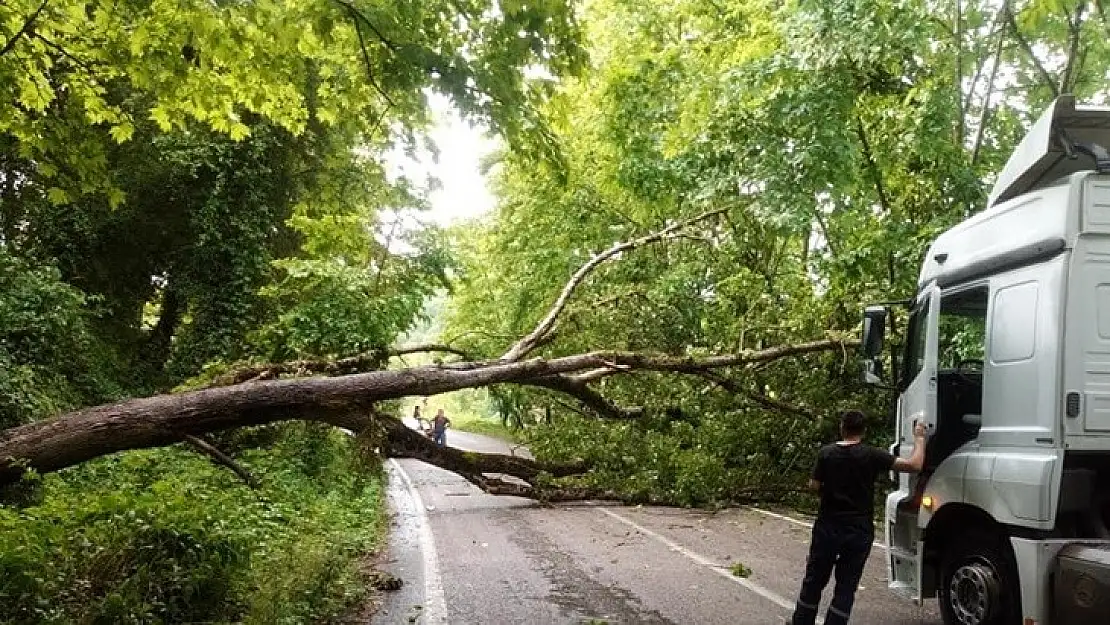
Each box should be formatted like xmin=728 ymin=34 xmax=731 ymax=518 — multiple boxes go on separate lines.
xmin=444 ymin=0 xmax=1110 ymax=503
xmin=1 ymin=0 xmax=584 ymax=419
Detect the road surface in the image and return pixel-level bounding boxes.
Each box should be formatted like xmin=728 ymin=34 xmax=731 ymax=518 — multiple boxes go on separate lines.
xmin=370 ymin=425 xmax=942 ymax=624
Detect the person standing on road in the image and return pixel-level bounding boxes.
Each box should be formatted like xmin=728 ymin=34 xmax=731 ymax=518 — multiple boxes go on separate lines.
xmin=790 ymin=410 xmax=927 ymax=625
xmin=432 ymin=408 xmax=451 ymax=447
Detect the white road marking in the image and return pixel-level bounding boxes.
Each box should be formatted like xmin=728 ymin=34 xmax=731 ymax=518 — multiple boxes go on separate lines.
xmin=746 ymin=506 xmax=886 ymax=550
xmin=600 ymin=508 xmax=821 ymax=623
xmin=747 ymin=506 xmax=814 ymax=529
xmin=390 ymin=459 xmax=449 ymax=624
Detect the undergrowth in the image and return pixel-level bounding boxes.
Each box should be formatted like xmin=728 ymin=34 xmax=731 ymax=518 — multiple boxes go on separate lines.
xmin=0 ymin=423 xmax=385 ymax=624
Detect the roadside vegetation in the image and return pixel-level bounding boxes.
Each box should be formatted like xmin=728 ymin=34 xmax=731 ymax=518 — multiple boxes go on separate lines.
xmin=0 ymin=0 xmax=578 ymax=618
xmin=442 ymin=0 xmax=1110 ymax=507
xmin=0 ymin=424 xmax=385 ymax=623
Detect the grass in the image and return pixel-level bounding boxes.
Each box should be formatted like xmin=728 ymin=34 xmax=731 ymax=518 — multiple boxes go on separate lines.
xmin=450 ymin=412 xmax=523 ymax=443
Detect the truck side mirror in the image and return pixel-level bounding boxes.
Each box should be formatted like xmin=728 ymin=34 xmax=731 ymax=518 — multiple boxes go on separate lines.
xmin=861 ymin=306 xmax=887 ymax=384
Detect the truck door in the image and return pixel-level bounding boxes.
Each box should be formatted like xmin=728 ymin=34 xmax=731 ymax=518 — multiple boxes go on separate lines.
xmin=901 ymin=284 xmax=941 ymax=442
xmin=888 ymin=284 xmax=941 ymax=602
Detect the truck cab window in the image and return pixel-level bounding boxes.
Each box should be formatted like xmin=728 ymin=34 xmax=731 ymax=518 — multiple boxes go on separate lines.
xmin=939 ymin=294 xmax=986 ymax=369
xmin=900 ymin=301 xmax=928 ymax=391
xmin=930 ymin=286 xmax=988 ymax=468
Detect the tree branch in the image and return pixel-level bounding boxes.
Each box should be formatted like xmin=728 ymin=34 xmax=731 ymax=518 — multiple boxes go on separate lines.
xmin=183 ymin=434 xmax=260 ymax=489
xmin=0 ymin=0 xmax=49 ymax=58
xmin=971 ymin=17 xmax=1006 ymax=166
xmin=381 ymin=416 xmax=583 ymax=481
xmin=523 ymin=375 xmax=642 ymax=420
xmin=855 ymin=116 xmax=891 ymax=215
xmin=501 ymin=208 xmax=728 ymax=362
xmin=1004 ymin=2 xmax=1060 ymax=97
xmin=571 ymin=367 xmax=623 ymax=384
xmin=697 ymin=372 xmax=818 ymax=419
xmin=1058 ymin=1 xmax=1087 ymax=95
xmin=213 ymin=344 xmax=472 ymax=386
xmin=345 ymin=4 xmax=396 ymax=108
xmin=391 ymin=343 xmax=474 ymax=360
xmin=961 ymin=7 xmax=1007 ymax=145
xmin=955 ymin=0 xmax=964 ymax=143
xmin=332 ymin=0 xmax=399 ymax=53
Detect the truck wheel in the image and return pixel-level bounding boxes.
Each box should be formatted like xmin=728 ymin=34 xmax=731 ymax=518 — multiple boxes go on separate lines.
xmin=938 ymin=531 xmax=1020 ymax=625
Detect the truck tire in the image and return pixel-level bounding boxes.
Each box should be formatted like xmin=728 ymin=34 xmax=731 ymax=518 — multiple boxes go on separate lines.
xmin=938 ymin=530 xmax=1021 ymax=625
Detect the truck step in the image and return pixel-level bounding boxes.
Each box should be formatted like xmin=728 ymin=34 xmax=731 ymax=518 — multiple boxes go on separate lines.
xmin=888 ymin=581 xmax=919 ymax=602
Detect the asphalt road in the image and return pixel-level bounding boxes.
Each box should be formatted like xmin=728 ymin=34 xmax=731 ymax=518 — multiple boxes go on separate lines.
xmin=370 ymin=426 xmax=943 ymax=625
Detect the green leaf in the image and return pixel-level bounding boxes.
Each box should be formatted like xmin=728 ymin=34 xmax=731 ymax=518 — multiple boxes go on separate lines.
xmin=46 ymin=187 xmax=71 ymax=205
xmin=109 ymin=122 xmax=135 ymax=144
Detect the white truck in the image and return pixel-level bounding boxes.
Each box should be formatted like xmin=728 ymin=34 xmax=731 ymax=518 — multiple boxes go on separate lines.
xmin=860 ymin=95 xmax=1110 ymax=625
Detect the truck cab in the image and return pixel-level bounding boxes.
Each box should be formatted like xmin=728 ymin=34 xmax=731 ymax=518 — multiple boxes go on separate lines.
xmin=861 ymin=96 xmax=1110 ymax=625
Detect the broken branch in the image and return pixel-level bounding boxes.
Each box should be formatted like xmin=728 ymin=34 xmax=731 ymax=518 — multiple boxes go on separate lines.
xmin=184 ymin=434 xmax=261 ymax=489
xmin=501 ymin=208 xmax=729 ymax=362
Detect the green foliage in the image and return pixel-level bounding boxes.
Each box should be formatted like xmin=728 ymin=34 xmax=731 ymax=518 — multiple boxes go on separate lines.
xmin=1 ymin=0 xmax=587 ymax=619
xmin=730 ymin=562 xmax=752 ymax=578
xmin=0 ymin=251 xmax=124 ymax=428
xmin=0 ymin=425 xmax=384 ymax=624
xmin=252 ymin=204 xmax=452 ymax=360
xmin=444 ymin=0 xmax=1110 ymax=505
xmin=0 ymin=0 xmax=584 ymax=202
xmin=2 ymin=0 xmax=585 ymax=385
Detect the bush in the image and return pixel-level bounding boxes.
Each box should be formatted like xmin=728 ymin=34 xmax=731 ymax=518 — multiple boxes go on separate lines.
xmin=0 ymin=251 xmax=123 ymax=429
xmin=0 ymin=425 xmax=385 ymax=624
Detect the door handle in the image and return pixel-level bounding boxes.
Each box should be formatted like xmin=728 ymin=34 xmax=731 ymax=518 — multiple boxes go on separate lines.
xmin=889 ymin=441 xmax=900 ymax=483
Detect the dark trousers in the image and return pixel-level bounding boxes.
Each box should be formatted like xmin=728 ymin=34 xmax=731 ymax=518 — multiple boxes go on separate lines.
xmin=433 ymin=429 xmax=446 ymax=447
xmin=791 ymin=518 xmax=873 ymax=625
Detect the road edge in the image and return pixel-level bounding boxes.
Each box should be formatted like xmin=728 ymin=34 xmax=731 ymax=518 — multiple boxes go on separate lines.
xmin=389 ymin=458 xmax=449 ymax=623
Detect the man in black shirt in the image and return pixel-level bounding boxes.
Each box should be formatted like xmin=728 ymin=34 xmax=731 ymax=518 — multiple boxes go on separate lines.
xmin=789 ymin=410 xmax=927 ymax=625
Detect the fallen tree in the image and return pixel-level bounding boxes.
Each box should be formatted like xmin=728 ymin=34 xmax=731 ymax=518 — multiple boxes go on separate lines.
xmin=0 ymin=337 xmax=853 ymax=488
xmin=0 ymin=209 xmax=859 ymax=499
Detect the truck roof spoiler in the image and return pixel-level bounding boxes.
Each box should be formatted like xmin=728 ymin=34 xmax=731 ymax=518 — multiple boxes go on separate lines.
xmin=988 ymin=95 xmax=1110 ymax=209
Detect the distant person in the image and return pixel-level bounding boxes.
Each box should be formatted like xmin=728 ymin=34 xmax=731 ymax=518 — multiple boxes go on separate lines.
xmin=432 ymin=408 xmax=451 ymax=447
xmin=412 ymin=405 xmax=427 ymax=434
xmin=790 ymin=411 xmax=927 ymax=625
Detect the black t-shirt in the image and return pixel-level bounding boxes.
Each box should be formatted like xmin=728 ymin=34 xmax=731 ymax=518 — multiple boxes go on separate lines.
xmin=812 ymin=442 xmax=895 ymax=526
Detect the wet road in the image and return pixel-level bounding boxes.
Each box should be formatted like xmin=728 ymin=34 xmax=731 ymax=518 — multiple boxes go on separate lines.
xmin=371 ymin=426 xmax=943 ymax=625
